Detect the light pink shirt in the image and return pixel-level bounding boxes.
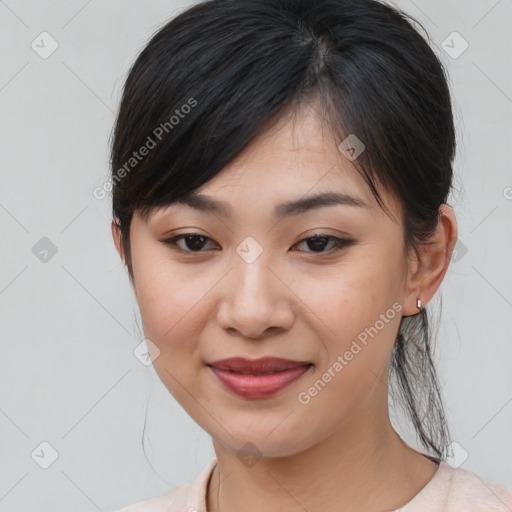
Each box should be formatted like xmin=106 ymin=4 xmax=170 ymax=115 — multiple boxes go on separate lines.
xmin=115 ymin=458 xmax=512 ymax=511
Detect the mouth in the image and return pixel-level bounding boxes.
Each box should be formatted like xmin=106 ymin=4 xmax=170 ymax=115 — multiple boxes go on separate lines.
xmin=207 ymin=356 xmax=312 ymax=373
xmin=207 ymin=357 xmax=313 ymax=399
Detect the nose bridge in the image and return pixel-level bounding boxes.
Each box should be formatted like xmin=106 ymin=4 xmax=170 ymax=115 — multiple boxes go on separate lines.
xmin=237 ymin=249 xmax=272 ymax=295
xmin=233 ymin=235 xmax=278 ymax=305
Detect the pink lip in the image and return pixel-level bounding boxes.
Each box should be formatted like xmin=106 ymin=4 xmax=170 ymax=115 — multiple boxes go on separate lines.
xmin=207 ymin=357 xmax=313 ymax=399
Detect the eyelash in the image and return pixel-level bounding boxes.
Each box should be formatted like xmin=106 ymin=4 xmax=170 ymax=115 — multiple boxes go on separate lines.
xmin=161 ymin=232 xmax=354 ymax=256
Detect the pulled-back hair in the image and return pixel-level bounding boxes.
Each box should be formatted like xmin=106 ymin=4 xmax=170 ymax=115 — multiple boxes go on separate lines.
xmin=110 ymin=0 xmax=455 ymax=459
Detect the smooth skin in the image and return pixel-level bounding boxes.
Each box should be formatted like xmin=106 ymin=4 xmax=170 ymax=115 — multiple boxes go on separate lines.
xmin=112 ymin=99 xmax=458 ymax=512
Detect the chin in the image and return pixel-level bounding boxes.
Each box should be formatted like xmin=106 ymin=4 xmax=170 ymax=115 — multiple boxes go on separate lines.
xmin=212 ymin=419 xmax=315 ymax=460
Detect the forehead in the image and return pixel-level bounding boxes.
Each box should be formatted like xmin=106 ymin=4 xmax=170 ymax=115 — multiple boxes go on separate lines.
xmin=224 ymin=100 xmax=356 ymax=175
xmin=145 ymin=103 xmax=400 ymax=225
xmin=196 ymin=102 xmax=380 ymax=206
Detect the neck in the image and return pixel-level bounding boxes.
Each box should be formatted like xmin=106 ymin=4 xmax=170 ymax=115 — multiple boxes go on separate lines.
xmin=206 ymin=405 xmax=438 ymax=512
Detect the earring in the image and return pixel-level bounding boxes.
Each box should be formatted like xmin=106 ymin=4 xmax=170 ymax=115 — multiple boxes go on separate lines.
xmin=417 ymin=298 xmax=422 ymax=311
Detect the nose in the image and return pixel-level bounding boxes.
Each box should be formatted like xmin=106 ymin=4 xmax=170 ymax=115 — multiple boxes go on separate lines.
xmin=215 ymin=254 xmax=295 ymax=339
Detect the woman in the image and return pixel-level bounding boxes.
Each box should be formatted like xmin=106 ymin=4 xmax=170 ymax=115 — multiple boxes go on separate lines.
xmin=110 ymin=0 xmax=512 ymax=510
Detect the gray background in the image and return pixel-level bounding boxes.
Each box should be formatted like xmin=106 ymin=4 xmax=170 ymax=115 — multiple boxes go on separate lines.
xmin=0 ymin=0 xmax=511 ymax=510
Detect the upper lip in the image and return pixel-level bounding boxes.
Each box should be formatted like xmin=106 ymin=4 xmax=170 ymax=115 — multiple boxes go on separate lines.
xmin=207 ymin=357 xmax=311 ymax=374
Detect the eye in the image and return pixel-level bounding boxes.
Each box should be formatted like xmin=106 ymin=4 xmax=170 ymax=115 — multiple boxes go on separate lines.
xmin=161 ymin=232 xmax=354 ymax=255
xmin=162 ymin=233 xmax=355 ymax=254
xmin=292 ymin=233 xmax=353 ymax=254
xmin=162 ymin=233 xmax=218 ymax=253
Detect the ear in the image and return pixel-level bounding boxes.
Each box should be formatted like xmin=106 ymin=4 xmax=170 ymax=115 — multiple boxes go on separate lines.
xmin=111 ymin=219 xmax=126 ymax=265
xmin=401 ymin=204 xmax=458 ymax=316
xmin=111 ymin=219 xmax=137 ymax=291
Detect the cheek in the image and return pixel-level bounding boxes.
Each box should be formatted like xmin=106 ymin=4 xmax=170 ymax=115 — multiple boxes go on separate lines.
xmin=293 ymin=255 xmax=400 ymax=337
xmin=295 ymin=281 xmax=399 ymax=423
xmin=132 ymin=247 xmax=206 ymax=339
xmin=291 ymin=256 xmax=402 ymax=389
xmin=133 ymin=263 xmax=208 ymax=401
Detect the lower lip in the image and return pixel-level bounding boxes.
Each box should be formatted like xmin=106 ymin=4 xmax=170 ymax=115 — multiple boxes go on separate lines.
xmin=208 ymin=364 xmax=312 ymax=399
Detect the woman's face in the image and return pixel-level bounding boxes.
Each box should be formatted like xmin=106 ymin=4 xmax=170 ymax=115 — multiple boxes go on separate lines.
xmin=122 ymin=103 xmax=417 ymax=458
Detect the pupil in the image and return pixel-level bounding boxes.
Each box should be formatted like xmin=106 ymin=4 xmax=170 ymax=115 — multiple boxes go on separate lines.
xmin=187 ymin=235 xmax=205 ymax=250
xmin=308 ymin=237 xmax=328 ymax=252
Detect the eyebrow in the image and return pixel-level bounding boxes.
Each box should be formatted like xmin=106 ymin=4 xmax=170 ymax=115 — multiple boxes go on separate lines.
xmin=171 ymin=191 xmax=370 ymax=219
